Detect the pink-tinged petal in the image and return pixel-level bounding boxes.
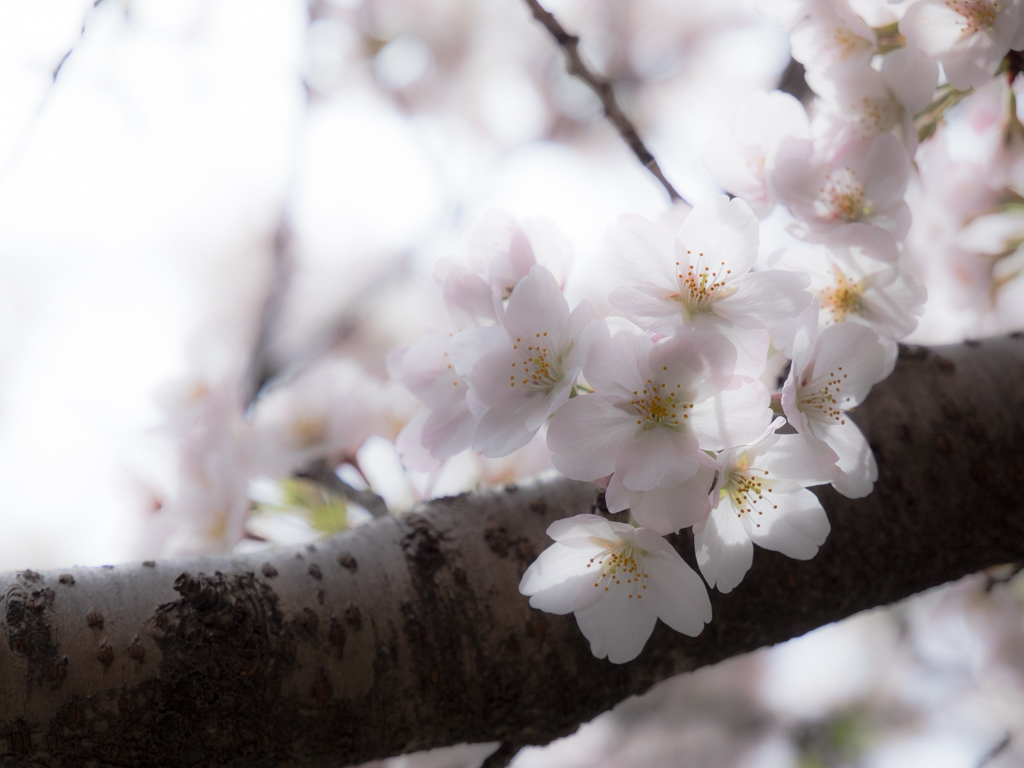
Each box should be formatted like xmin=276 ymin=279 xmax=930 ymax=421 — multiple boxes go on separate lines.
xmin=750 ymin=432 xmax=839 ymax=485
xmin=702 ymin=134 xmax=765 ymax=208
xmin=545 ymin=514 xmax=617 ymax=542
xmin=685 ymin=321 xmax=767 ymax=383
xmin=677 ymin=195 xmax=760 ymax=277
xmin=826 ymin=222 xmax=899 ymax=263
xmin=900 ymin=0 xmax=967 ymax=57
xmin=580 ymin=317 xmax=652 ymax=399
xmin=472 ymin=397 xmax=541 ymax=458
xmin=688 ymin=379 xmax=772 ymax=451
xmin=804 ymin=324 xmax=886 ymax=407
xmin=694 ymin=504 xmax=754 ymax=594
xmin=715 ymin=269 xmax=813 ymax=328
xmin=605 ymin=473 xmax=630 ymax=513
xmin=608 ymin=283 xmax=683 ymax=335
xmin=450 ymin=326 xmax=507 ymax=380
xmin=606 ymin=213 xmax=679 ymax=289
xmin=644 ymin=549 xmax=712 ymax=634
xmin=615 ymin=429 xmax=700 ymax=490
xmin=519 ymin=542 xmax=601 ymax=614
xmin=859 ymin=134 xmax=910 ymax=215
xmin=564 ymin=301 xmax=597 ymax=371
xmin=395 ymin=409 xmax=442 ymax=471
xmin=501 ymin=265 xmax=572 ymax=350
xmin=651 ymin=329 xmax=738 ymax=395
xmin=821 ymin=418 xmax=878 ymax=498
xmin=441 ymin=266 xmax=498 ymax=326
xmin=781 ymin=372 xmax=811 ymax=436
xmin=628 ymin=465 xmax=715 ymax=534
xmin=574 ymin=580 xmax=659 ymax=664
xmin=743 ymin=488 xmax=830 ymax=559
xmin=547 ymin=394 xmax=638 ymax=481
xmin=879 ymin=48 xmax=939 ymax=117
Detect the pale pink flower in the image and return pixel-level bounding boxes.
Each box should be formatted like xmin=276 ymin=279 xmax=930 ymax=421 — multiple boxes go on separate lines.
xmin=771 ymin=227 xmax=927 ymax=340
xmin=519 ymin=514 xmax=712 ymax=664
xmin=604 ymin=463 xmax=718 ymax=535
xmin=452 ymin=265 xmax=595 ymax=458
xmin=607 ymin=196 xmax=813 ymax=379
xmin=389 ymin=329 xmax=478 ymax=470
xmin=900 ymin=0 xmax=1023 ymax=90
xmin=809 ymin=49 xmax=939 ymax=154
xmin=772 ymin=132 xmax=912 ymax=250
xmin=789 ymin=1 xmax=878 ymax=75
xmin=695 ymin=419 xmax=838 ymax=593
xmin=702 ymin=90 xmax=812 ymax=217
xmin=547 ymin=317 xmax=772 ymax=505
xmin=781 ymin=322 xmax=887 ymax=497
xmin=246 ymin=357 xmax=403 ymax=479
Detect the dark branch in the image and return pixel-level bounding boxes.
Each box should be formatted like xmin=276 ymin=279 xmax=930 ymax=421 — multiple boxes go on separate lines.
xmin=3 ymin=336 xmax=1024 ymax=766
xmin=521 ymin=0 xmax=686 ymax=205
xmin=296 ymin=458 xmax=390 ymax=518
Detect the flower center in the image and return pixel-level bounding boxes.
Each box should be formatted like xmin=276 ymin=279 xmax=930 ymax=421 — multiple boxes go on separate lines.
xmin=798 ymin=366 xmax=851 ymax=426
xmin=508 ymin=331 xmax=561 ymax=392
xmin=820 ymin=267 xmax=865 ymax=323
xmin=586 ymin=538 xmax=649 ymax=599
xmin=947 ymin=0 xmax=998 ymax=32
xmin=818 ymin=168 xmax=866 ymax=222
xmin=628 ymin=378 xmax=694 ymax=432
xmin=722 ymin=455 xmax=778 ymax=528
xmin=671 ymin=251 xmax=737 ymax=318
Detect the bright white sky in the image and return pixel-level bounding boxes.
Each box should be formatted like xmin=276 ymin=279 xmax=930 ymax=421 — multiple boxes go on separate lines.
xmin=0 ymin=0 xmax=786 ymax=570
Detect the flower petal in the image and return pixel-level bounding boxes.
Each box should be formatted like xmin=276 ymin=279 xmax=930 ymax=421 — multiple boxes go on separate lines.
xmin=547 ymin=394 xmax=638 ymax=481
xmin=694 ymin=504 xmax=753 ymax=594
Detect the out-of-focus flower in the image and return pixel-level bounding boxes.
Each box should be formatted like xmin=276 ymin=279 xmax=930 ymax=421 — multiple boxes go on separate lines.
xmin=900 ymin=0 xmax=1023 ymax=90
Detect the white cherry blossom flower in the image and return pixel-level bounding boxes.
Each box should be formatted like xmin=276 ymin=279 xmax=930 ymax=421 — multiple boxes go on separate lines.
xmin=607 ymin=195 xmax=813 ymax=379
xmin=547 ymin=317 xmax=772 ymax=500
xmin=604 ymin=462 xmax=718 ymax=535
xmin=809 ymin=49 xmax=939 ymax=154
xmin=789 ymin=1 xmax=878 ymax=75
xmin=389 ymin=329 xmax=479 ymax=470
xmin=772 ymin=132 xmax=912 ymax=251
xmin=900 ymin=0 xmax=1023 ymax=90
xmin=694 ymin=419 xmax=838 ymax=593
xmin=702 ymin=90 xmax=812 ymax=217
xmin=771 ymin=227 xmax=927 ymax=341
xmin=452 ymin=265 xmax=595 ymax=458
xmin=781 ymin=322 xmax=887 ymax=498
xmin=519 ymin=514 xmax=712 ymax=664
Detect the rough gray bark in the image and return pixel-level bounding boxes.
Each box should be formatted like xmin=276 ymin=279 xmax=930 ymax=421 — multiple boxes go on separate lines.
xmin=2 ymin=336 xmax=1024 ymax=767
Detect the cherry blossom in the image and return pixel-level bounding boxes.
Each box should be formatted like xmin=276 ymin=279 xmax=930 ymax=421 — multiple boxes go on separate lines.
xmin=547 ymin=318 xmax=772 ymax=529
xmin=900 ymin=0 xmax=1024 ymax=90
xmin=770 ymin=228 xmax=927 ymax=340
xmin=607 ymin=195 xmax=813 ymax=378
xmin=788 ymin=0 xmax=878 ymax=75
xmin=519 ymin=514 xmax=712 ymax=664
xmin=781 ymin=322 xmax=888 ymax=498
xmin=695 ymin=420 xmax=838 ymax=593
xmin=772 ymin=132 xmax=912 ymax=252
xmin=452 ymin=265 xmax=595 ymax=458
xmin=702 ymin=90 xmax=812 ymax=217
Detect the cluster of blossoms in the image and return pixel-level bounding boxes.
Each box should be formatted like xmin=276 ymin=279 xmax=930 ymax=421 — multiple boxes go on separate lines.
xmin=395 ymin=0 xmax=1024 ymax=663
xmin=148 ymin=0 xmax=1024 ymax=663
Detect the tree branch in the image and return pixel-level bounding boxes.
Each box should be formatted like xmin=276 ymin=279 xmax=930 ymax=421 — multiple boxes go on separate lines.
xmin=3 ymin=336 xmax=1024 ymax=766
xmin=521 ymin=0 xmax=687 ymax=205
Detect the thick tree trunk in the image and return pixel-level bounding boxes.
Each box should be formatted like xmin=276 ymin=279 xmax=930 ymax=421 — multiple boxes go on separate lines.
xmin=2 ymin=337 xmax=1024 ymax=767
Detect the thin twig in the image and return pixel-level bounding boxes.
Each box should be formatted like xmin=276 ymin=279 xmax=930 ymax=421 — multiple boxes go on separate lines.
xmin=976 ymin=734 xmax=1011 ymax=768
xmin=521 ymin=0 xmax=686 ymax=205
xmin=244 ymin=218 xmax=295 ymax=407
xmin=297 ymin=459 xmax=390 ymax=518
xmin=481 ymin=742 xmax=521 ymax=768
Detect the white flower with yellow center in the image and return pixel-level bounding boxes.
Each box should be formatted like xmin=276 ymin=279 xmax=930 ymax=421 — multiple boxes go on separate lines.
xmin=453 ymin=265 xmax=594 ymax=458
xmin=694 ymin=420 xmax=838 ymax=593
xmin=519 ymin=515 xmax=711 ymax=664
xmin=547 ymin=317 xmax=772 ymax=533
xmin=900 ymin=0 xmax=1023 ymax=90
xmin=607 ymin=195 xmax=813 ymax=379
xmin=782 ymin=322 xmax=887 ymax=498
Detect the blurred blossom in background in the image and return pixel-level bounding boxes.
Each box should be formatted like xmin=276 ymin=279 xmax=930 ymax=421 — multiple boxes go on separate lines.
xmin=0 ymin=0 xmax=1022 ymax=766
